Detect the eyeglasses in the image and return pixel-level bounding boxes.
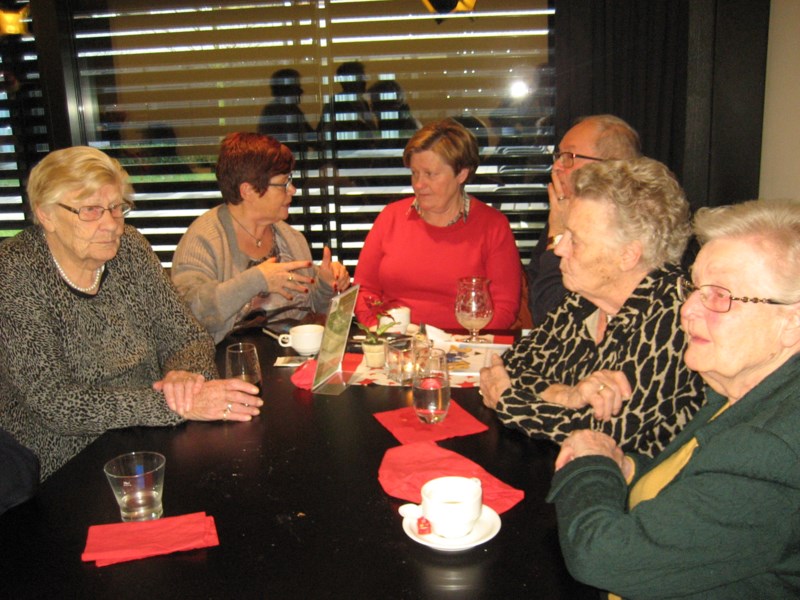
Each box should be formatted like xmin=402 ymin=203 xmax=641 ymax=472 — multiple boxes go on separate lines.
xmin=552 ymin=151 xmax=604 ymax=168
xmin=676 ymin=276 xmax=787 ymax=313
xmin=57 ymin=202 xmax=132 ymax=221
xmin=267 ymin=174 xmax=293 ymax=190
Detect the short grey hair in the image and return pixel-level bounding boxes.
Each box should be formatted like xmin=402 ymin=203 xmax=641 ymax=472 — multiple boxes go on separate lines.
xmin=575 ymin=114 xmax=642 ymax=160
xmin=26 ymin=146 xmax=133 ymax=226
xmin=572 ymin=157 xmax=691 ymax=269
xmin=693 ymin=199 xmax=800 ymax=303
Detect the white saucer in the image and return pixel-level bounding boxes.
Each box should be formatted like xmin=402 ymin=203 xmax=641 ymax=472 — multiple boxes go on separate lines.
xmin=400 ymin=505 xmax=501 ymax=551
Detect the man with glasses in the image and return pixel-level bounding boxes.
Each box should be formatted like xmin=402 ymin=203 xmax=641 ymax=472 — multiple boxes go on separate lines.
xmin=527 ymin=115 xmax=641 ymax=324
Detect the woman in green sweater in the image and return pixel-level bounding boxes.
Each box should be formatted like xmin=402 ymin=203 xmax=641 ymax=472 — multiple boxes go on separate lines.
xmin=547 ymin=198 xmax=800 ymax=599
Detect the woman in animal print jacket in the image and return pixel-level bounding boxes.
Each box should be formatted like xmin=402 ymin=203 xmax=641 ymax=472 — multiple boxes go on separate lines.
xmin=0 ymin=147 xmax=262 ymax=480
xmin=480 ymin=158 xmax=704 ymax=457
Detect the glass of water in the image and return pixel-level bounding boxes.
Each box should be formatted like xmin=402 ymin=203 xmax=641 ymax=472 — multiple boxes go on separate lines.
xmin=103 ymin=451 xmax=166 ymax=521
xmin=412 ymin=348 xmax=450 ymax=424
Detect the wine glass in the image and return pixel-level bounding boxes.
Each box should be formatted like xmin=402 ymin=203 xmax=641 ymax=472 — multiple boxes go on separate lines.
xmin=454 ymin=276 xmax=494 ymax=343
xmin=225 ymin=342 xmax=263 ymax=394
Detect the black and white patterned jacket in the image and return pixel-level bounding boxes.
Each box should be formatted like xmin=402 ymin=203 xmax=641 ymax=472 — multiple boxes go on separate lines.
xmin=497 ymin=264 xmax=704 ymax=457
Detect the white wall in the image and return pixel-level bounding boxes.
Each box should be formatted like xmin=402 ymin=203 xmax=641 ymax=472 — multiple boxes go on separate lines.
xmin=759 ymin=0 xmax=800 ymax=200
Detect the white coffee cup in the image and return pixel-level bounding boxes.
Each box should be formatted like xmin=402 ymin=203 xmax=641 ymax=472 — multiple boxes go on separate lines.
xmin=379 ymin=306 xmax=411 ymax=334
xmin=420 ymin=476 xmax=483 ymax=538
xmin=278 ymin=324 xmax=324 ymax=356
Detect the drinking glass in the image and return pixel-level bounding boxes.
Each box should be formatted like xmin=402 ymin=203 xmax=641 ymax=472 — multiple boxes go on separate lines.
xmin=225 ymin=342 xmax=263 ymax=393
xmin=103 ymin=451 xmax=166 ymax=521
xmin=454 ymin=276 xmax=494 ymax=343
xmin=412 ymin=348 xmax=450 ymax=424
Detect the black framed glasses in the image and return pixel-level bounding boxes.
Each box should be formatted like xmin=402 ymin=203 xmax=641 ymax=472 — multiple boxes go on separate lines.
xmin=677 ymin=275 xmax=787 ymax=313
xmin=552 ymin=151 xmax=604 ymax=168
xmin=267 ymin=174 xmax=293 ymax=190
xmin=57 ymin=202 xmax=132 ymax=221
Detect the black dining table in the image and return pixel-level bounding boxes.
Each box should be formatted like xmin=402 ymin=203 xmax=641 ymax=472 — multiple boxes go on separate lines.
xmin=0 ymin=330 xmax=598 ymax=599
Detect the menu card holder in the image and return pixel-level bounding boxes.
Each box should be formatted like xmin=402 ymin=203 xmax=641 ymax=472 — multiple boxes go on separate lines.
xmin=312 ymin=284 xmax=360 ymax=395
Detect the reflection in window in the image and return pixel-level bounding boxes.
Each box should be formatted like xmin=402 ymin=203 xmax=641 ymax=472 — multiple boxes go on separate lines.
xmin=65 ymin=0 xmax=555 ymax=267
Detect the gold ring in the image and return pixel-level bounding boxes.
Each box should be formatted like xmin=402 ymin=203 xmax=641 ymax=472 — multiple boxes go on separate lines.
xmin=557 ymin=195 xmax=566 ymax=201
xmin=226 ymin=402 xmax=233 ymax=412
xmin=597 ymin=384 xmax=606 ymax=392
xmin=222 ymin=408 xmax=229 ymax=420
xmin=288 ymin=274 xmax=294 ymax=282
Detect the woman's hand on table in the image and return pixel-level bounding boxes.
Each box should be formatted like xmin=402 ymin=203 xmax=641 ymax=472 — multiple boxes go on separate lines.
xmin=182 ymin=379 xmax=263 ymax=422
xmin=154 ymin=370 xmax=206 ymax=416
xmin=256 ymin=257 xmax=313 ymax=300
xmin=555 ymin=430 xmax=634 ymax=478
xmin=479 ymin=354 xmax=511 ymax=409
xmin=541 ymin=370 xmax=631 ymax=421
xmin=317 ymin=246 xmax=351 ymax=292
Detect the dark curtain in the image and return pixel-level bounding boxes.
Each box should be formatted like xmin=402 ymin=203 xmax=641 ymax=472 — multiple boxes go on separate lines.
xmin=554 ymin=0 xmax=689 ymax=177
xmin=553 ymin=0 xmax=771 ymax=211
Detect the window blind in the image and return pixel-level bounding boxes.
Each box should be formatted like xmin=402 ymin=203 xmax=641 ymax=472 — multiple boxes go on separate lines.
xmin=0 ymin=1 xmax=47 ymax=240
xmin=4 ymin=0 xmax=555 ymax=268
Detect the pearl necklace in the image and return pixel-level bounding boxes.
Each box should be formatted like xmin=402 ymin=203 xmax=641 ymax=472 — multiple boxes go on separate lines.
xmin=51 ymin=253 xmax=104 ymax=293
xmin=230 ymin=210 xmax=268 ymax=248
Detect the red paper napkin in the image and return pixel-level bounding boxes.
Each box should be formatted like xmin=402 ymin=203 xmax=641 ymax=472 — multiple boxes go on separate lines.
xmin=373 ymin=401 xmax=488 ymax=444
xmin=494 ymin=334 xmax=515 ymax=345
xmin=378 ymin=442 xmax=524 ymax=514
xmin=290 ymin=353 xmax=364 ymax=390
xmin=82 ymin=512 xmax=219 ymax=566
xmin=290 ymin=359 xmax=317 ymax=389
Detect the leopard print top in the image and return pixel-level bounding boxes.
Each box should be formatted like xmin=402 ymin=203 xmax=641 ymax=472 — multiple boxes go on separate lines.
xmin=0 ymin=226 xmax=217 ymax=480
xmin=497 ymin=264 xmax=704 ymax=457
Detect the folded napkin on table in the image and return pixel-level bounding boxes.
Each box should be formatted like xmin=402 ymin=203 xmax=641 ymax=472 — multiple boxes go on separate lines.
xmin=82 ymin=511 xmax=219 ymax=567
xmin=409 ymin=323 xmax=515 ymax=346
xmin=290 ymin=353 xmax=364 ymax=390
xmin=423 ymin=323 xmax=450 ymax=342
xmin=290 ymin=359 xmax=317 ymax=390
xmin=373 ymin=401 xmax=487 ymax=444
xmin=378 ymin=441 xmax=524 ymax=514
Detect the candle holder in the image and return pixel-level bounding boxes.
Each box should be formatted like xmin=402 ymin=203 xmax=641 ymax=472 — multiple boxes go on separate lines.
xmin=385 ymin=336 xmax=415 ymax=384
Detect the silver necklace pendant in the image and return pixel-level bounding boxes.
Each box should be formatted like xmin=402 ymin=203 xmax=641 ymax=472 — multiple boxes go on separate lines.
xmin=231 ymin=210 xmax=266 ymax=247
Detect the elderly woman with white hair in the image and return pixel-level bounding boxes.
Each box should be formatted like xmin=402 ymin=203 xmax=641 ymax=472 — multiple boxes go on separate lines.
xmin=548 ymin=198 xmax=800 ymax=599
xmin=481 ymin=157 xmax=704 ymax=456
xmin=0 ymin=146 xmax=262 ymax=480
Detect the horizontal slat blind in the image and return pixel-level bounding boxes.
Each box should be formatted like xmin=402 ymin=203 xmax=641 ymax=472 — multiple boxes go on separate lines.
xmin=7 ymin=0 xmax=555 ymax=267
xmin=0 ymin=1 xmax=48 ymax=241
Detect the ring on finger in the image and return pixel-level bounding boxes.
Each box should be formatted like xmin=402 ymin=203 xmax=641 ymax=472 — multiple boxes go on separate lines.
xmin=597 ymin=383 xmax=606 ymax=392
xmin=557 ymin=195 xmax=566 ymax=201
xmin=222 ymin=408 xmax=230 ymax=420
xmin=288 ymin=274 xmax=294 ymax=282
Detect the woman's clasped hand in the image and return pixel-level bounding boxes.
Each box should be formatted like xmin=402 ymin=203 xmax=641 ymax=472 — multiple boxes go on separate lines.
xmin=554 ymin=429 xmax=634 ymax=480
xmin=255 ymin=257 xmax=313 ymax=299
xmin=153 ymin=371 xmax=263 ymax=421
xmin=542 ymin=370 xmax=632 ymax=422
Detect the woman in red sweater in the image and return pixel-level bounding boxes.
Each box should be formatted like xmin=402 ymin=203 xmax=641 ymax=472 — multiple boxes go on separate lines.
xmin=354 ymin=118 xmax=521 ymax=329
